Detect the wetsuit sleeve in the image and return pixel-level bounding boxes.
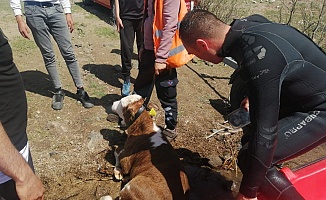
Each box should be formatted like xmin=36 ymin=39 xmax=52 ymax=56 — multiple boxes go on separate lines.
xmin=239 ymin=41 xmax=285 ymax=197
xmin=0 ymin=28 xmax=28 ymax=151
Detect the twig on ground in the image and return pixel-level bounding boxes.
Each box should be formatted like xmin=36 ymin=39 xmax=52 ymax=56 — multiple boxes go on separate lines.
xmin=206 ymin=121 xmax=241 ymax=139
xmin=206 ymin=128 xmax=226 ymax=139
xmin=73 ymin=177 xmax=114 ymax=185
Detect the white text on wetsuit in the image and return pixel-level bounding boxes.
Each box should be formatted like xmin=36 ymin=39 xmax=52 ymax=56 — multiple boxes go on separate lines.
xmin=284 ymin=111 xmax=320 ymax=139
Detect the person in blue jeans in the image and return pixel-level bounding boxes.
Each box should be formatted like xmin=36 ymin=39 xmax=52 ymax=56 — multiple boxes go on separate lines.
xmin=114 ymin=0 xmax=144 ymax=96
xmin=10 ymin=0 xmax=94 ymax=110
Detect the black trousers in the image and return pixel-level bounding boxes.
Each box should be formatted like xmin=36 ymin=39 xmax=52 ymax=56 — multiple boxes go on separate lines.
xmin=120 ymin=18 xmax=143 ymax=80
xmin=238 ymin=110 xmax=326 ymax=199
xmin=134 ymin=49 xmax=178 ymax=130
xmin=0 ymin=151 xmax=35 ymax=200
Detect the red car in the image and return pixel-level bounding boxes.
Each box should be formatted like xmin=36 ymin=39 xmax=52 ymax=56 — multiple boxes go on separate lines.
xmin=82 ymin=0 xmax=113 ymax=8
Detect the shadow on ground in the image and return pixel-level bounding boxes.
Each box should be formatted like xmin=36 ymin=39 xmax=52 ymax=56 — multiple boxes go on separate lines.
xmin=100 ymin=127 xmax=236 ymax=200
xmin=20 ymin=70 xmax=77 ymax=99
xmin=110 ymin=48 xmax=139 ymax=61
xmin=83 ymin=63 xmax=121 ymax=88
xmin=83 ymin=63 xmax=136 ymax=86
xmin=209 ymin=99 xmax=231 ymax=118
xmin=21 ymin=69 xmax=121 ymax=109
xmin=185 ymin=164 xmax=235 ymax=200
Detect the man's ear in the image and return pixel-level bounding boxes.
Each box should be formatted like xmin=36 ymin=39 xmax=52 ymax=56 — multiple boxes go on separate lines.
xmin=196 ymin=39 xmax=209 ymax=50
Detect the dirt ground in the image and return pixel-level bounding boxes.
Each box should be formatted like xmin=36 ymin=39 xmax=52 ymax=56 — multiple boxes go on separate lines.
xmin=1 ymin=0 xmax=325 ymax=199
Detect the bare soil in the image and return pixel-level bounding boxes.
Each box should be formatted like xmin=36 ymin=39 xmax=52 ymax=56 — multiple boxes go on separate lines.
xmin=1 ymin=0 xmax=325 ymax=199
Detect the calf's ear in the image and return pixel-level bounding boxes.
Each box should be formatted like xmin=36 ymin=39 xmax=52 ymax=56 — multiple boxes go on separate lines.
xmin=111 ymin=100 xmax=120 ymax=113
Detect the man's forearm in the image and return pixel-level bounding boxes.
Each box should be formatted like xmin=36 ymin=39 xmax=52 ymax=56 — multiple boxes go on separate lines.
xmin=0 ymin=123 xmax=33 ymax=184
xmin=114 ymin=0 xmax=120 ymax=18
xmin=15 ymin=15 xmax=24 ymax=23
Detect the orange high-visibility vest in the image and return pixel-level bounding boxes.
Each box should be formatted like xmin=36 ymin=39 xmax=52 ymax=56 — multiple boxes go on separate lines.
xmin=152 ymin=0 xmax=194 ymax=68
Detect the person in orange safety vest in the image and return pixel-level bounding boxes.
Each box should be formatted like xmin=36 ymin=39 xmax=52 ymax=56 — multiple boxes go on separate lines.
xmin=133 ymin=0 xmax=193 ymax=141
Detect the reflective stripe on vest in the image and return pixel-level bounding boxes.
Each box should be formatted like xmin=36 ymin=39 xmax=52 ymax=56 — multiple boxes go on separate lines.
xmin=154 ymin=22 xmax=181 ymax=38
xmin=169 ymin=42 xmax=186 ymax=57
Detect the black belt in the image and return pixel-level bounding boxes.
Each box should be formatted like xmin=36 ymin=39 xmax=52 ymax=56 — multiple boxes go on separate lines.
xmin=24 ymin=1 xmax=58 ymax=7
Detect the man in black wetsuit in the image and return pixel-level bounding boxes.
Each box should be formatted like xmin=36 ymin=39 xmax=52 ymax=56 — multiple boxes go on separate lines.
xmin=179 ymin=9 xmax=326 ymax=200
xmin=0 ymin=28 xmax=44 ymax=199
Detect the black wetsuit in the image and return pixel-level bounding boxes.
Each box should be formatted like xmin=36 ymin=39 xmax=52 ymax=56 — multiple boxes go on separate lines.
xmin=0 ymin=29 xmax=28 ymax=151
xmin=0 ymin=28 xmax=32 ymax=199
xmin=219 ymin=15 xmax=326 ymax=199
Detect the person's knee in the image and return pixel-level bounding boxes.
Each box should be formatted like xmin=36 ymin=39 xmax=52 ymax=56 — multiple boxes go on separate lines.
xmin=259 ymin=167 xmax=304 ymax=200
xmin=61 ymin=51 xmax=77 ymax=63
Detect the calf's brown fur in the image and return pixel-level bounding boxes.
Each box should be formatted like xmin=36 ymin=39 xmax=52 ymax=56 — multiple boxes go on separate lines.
xmin=113 ymin=95 xmax=189 ymax=200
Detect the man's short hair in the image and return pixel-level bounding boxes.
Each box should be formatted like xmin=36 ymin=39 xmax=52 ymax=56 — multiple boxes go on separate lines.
xmin=180 ymin=9 xmax=224 ymax=46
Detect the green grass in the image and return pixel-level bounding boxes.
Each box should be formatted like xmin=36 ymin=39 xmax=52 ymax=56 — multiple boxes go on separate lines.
xmin=71 ymin=3 xmax=84 ymax=13
xmin=0 ymin=0 xmax=16 ymax=22
xmin=94 ymin=26 xmax=118 ymax=39
xmin=264 ymin=9 xmax=281 ymax=22
xmin=0 ymin=14 xmax=14 ymax=23
xmin=0 ymin=0 xmax=12 ymax=11
xmin=87 ymin=77 xmax=107 ymax=98
xmin=10 ymin=36 xmax=38 ymax=53
xmin=75 ymin=22 xmax=87 ymax=36
xmin=85 ymin=14 xmax=98 ymax=20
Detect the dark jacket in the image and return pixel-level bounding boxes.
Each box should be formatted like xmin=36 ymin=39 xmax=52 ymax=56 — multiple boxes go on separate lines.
xmin=118 ymin=0 xmax=144 ymax=20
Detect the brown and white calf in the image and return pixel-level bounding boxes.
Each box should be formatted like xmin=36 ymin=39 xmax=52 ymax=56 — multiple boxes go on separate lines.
xmin=111 ymin=94 xmax=190 ymax=200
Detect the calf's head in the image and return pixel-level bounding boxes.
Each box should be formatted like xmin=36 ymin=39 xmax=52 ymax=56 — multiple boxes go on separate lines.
xmin=111 ymin=94 xmax=144 ymax=127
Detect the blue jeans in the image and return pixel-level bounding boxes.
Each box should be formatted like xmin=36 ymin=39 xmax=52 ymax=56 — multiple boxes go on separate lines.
xmin=24 ymin=3 xmax=83 ymax=89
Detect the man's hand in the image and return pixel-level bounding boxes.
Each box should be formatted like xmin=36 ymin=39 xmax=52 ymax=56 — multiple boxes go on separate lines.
xmin=0 ymin=123 xmax=44 ymax=200
xmin=240 ymin=96 xmax=249 ymax=112
xmin=15 ymin=171 xmax=45 ymax=200
xmin=65 ymin=13 xmax=74 ymax=33
xmin=236 ymin=193 xmax=257 ymax=200
xmin=154 ymin=62 xmax=167 ymax=75
xmin=115 ymin=16 xmax=123 ymax=32
xmin=16 ymin=15 xmax=30 ymax=39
